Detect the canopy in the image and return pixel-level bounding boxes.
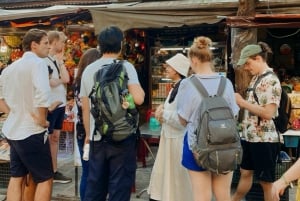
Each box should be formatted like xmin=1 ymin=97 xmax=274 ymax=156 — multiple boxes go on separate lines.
xmin=0 ymin=5 xmax=85 ymax=21
xmin=88 ymin=1 xmax=239 ymax=33
xmin=87 ymin=0 xmax=300 ymax=33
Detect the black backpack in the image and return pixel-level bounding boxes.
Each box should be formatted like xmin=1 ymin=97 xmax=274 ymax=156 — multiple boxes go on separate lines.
xmin=89 ymin=60 xmax=139 ymax=142
xmin=191 ymin=76 xmax=243 ymax=174
xmin=252 ymin=71 xmax=291 ymax=133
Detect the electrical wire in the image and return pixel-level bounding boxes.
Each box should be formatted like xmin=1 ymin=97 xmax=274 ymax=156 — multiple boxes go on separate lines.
xmin=267 ymin=29 xmax=300 ymax=39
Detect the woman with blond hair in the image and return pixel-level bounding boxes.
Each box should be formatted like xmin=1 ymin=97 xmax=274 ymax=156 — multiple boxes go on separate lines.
xmin=177 ymin=36 xmax=239 ymax=201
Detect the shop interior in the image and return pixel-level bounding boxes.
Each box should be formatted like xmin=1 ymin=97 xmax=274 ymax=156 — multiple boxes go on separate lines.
xmin=123 ymin=23 xmax=228 ymax=123
xmin=256 ymin=28 xmax=300 ymax=130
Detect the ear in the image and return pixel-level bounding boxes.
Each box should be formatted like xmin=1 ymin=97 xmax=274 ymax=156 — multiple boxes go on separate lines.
xmin=31 ymin=41 xmax=38 ymax=51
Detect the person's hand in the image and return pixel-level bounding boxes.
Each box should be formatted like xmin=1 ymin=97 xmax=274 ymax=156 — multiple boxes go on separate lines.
xmin=30 ymin=112 xmax=49 ymax=128
xmin=55 ymin=51 xmax=65 ymax=65
xmin=155 ymin=104 xmax=164 ymax=123
xmin=235 ymin=93 xmax=244 ymax=108
xmin=272 ymin=178 xmax=288 ymax=201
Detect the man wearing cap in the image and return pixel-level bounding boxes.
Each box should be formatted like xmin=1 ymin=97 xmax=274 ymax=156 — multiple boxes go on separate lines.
xmin=232 ymin=42 xmax=281 ymax=201
xmin=148 ymin=53 xmax=193 ymax=201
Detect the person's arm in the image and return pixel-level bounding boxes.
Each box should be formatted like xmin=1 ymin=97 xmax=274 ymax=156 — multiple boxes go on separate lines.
xmin=81 ymin=96 xmax=90 ymax=144
xmin=31 ymin=61 xmax=51 ymax=128
xmin=128 ymin=84 xmax=144 ymax=105
xmin=58 ymin=62 xmax=70 ymax=84
xmin=178 ymin=115 xmax=187 ymax=127
xmin=49 ymin=62 xmax=70 ymax=87
xmin=31 ymin=107 xmax=49 ymax=128
xmin=56 ymin=49 xmax=70 ymax=84
xmin=235 ymin=93 xmax=277 ymax=120
xmin=272 ymin=159 xmax=300 ymax=200
xmin=0 ymin=99 xmax=9 ymax=114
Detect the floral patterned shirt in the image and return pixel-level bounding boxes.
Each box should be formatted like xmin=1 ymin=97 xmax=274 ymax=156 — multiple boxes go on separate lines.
xmin=242 ymin=70 xmax=281 ymax=143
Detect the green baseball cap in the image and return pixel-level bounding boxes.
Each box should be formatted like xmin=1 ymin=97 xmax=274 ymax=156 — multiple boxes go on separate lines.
xmin=237 ymin=44 xmax=262 ymax=66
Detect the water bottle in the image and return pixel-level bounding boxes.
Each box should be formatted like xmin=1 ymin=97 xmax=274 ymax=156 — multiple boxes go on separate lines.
xmin=125 ymin=93 xmax=135 ymax=109
xmin=83 ymin=143 xmax=90 ymax=161
xmin=149 ymin=116 xmax=160 ymax=131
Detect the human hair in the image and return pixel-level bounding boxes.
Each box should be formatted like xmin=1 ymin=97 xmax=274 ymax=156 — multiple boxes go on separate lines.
xmin=74 ymin=48 xmax=101 ymax=85
xmin=253 ymin=41 xmax=273 ymax=62
xmin=97 ymin=26 xmax=123 ymax=54
xmin=22 ymin=29 xmax=48 ymax=51
xmin=47 ymin=30 xmax=61 ymax=44
xmin=188 ymin=36 xmax=213 ymax=63
xmin=58 ymin=31 xmax=67 ymax=42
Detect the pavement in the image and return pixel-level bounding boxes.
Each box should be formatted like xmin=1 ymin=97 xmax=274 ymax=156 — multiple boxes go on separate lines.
xmin=51 ymin=147 xmax=298 ymax=201
xmin=51 ymin=149 xmax=152 ymax=201
xmin=0 ymin=142 xmax=298 ymax=201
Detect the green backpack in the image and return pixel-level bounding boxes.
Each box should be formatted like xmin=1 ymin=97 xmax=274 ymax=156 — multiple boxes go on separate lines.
xmin=89 ymin=60 xmax=139 ymax=142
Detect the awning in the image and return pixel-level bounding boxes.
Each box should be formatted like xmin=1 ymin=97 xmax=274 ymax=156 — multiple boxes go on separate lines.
xmin=88 ymin=1 xmax=239 ymax=33
xmin=87 ymin=0 xmax=300 ymax=33
xmin=0 ymin=5 xmax=84 ymax=21
xmin=227 ymin=14 xmax=300 ymax=28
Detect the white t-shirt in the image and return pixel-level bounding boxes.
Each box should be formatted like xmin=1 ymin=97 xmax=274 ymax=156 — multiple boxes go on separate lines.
xmin=45 ymin=56 xmax=67 ymax=106
xmin=80 ymin=58 xmax=140 ymax=140
xmin=0 ymin=52 xmax=51 ymax=140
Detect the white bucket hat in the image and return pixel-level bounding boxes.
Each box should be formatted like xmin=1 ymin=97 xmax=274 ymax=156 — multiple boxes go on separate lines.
xmin=166 ymin=53 xmax=190 ymax=77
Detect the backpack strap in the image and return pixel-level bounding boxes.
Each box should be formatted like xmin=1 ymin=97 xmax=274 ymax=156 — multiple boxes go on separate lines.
xmin=191 ymin=76 xmax=226 ymax=97
xmin=190 ymin=76 xmax=209 ymax=97
xmin=47 ymin=56 xmax=61 ymax=79
xmin=217 ymin=76 xmax=227 ymax=97
xmin=251 ymin=71 xmax=273 ymax=104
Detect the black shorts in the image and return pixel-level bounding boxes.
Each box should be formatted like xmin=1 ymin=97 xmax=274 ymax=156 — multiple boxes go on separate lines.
xmin=240 ymin=140 xmax=279 ymax=182
xmin=8 ymin=131 xmax=53 ymax=183
xmin=47 ymin=106 xmax=65 ymax=134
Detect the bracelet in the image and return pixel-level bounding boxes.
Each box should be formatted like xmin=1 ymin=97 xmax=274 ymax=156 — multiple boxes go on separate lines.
xmin=281 ymin=174 xmax=294 ymax=188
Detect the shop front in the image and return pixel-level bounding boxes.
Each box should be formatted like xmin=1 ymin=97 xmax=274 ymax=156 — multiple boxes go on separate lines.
xmin=87 ymin=1 xmax=240 ymax=122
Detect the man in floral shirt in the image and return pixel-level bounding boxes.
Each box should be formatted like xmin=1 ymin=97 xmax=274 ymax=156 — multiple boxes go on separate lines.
xmin=232 ymin=42 xmax=281 ymax=201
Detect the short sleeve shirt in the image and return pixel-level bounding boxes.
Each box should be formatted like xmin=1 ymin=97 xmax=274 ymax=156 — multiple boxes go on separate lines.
xmin=0 ymin=52 xmax=51 ymax=140
xmin=243 ymin=71 xmax=281 ymax=142
xmin=177 ymin=74 xmax=239 ymax=150
xmin=80 ymin=58 xmax=140 ymax=140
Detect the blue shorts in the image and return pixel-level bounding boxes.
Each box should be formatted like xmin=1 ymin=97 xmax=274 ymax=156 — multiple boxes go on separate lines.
xmin=8 ymin=131 xmax=53 ymax=183
xmin=181 ymin=133 xmax=206 ymax=171
xmin=47 ymin=106 xmax=65 ymax=134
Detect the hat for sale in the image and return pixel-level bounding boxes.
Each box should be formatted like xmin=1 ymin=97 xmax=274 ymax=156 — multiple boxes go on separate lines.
xmin=237 ymin=44 xmax=262 ymax=66
xmin=166 ymin=53 xmax=190 ymax=77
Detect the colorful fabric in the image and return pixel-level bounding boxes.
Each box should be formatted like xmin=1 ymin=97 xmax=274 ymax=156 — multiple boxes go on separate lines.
xmin=243 ymin=71 xmax=281 ymax=142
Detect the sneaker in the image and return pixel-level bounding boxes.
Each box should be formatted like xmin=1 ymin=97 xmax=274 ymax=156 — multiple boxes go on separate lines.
xmin=53 ymin=171 xmax=72 ymax=184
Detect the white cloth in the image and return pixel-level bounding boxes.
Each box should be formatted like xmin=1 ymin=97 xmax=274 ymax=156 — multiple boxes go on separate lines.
xmin=0 ymin=52 xmax=50 ymax=140
xmin=147 ymin=89 xmax=193 ymax=201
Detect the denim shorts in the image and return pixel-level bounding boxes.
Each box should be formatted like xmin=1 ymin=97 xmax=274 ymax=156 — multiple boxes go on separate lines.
xmin=181 ymin=133 xmax=206 ymax=171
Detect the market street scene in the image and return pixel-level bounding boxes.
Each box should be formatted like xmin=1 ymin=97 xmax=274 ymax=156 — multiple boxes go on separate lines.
xmin=1 ymin=0 xmax=300 ymax=201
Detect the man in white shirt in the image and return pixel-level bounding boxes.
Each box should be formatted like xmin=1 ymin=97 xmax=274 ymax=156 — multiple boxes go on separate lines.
xmin=45 ymin=31 xmax=71 ymax=183
xmin=0 ymin=28 xmax=52 ymax=201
